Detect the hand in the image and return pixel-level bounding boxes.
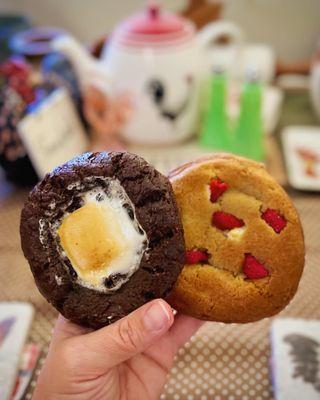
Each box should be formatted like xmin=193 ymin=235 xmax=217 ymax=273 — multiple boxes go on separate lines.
xmin=33 ymin=299 xmax=203 ymax=400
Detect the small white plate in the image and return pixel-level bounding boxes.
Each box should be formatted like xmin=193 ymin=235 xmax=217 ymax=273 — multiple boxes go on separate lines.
xmin=282 ymin=126 xmax=320 ymax=191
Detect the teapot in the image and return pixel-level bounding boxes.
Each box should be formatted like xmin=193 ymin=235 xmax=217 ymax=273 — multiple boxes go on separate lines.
xmin=53 ymin=4 xmax=246 ymax=146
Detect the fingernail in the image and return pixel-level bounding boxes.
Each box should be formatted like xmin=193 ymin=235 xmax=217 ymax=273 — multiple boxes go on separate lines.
xmin=143 ymin=301 xmax=171 ymax=332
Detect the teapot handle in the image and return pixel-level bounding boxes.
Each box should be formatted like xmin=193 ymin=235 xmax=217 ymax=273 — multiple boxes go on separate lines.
xmin=197 ymin=20 xmax=245 ymax=51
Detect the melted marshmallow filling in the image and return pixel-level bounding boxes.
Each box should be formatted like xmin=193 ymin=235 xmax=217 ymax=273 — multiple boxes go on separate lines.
xmin=57 ymin=181 xmax=147 ymax=292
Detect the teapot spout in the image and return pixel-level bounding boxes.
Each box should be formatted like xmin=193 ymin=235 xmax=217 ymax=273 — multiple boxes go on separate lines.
xmin=53 ymin=34 xmax=99 ymax=88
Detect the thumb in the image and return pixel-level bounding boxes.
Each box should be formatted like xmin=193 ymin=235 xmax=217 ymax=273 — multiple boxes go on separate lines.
xmin=73 ymin=299 xmax=174 ymax=370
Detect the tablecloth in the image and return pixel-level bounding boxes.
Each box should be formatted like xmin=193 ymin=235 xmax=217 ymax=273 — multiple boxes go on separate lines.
xmin=0 ymin=141 xmax=319 ymax=399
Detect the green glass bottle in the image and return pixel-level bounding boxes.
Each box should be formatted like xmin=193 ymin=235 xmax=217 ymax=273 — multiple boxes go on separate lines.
xmin=199 ymin=68 xmax=232 ymax=151
xmin=234 ymin=71 xmax=265 ymax=161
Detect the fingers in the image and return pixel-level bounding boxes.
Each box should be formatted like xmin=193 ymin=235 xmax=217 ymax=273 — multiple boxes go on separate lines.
xmin=169 ymin=314 xmax=204 ymax=351
xmin=76 ymin=299 xmax=174 ymax=370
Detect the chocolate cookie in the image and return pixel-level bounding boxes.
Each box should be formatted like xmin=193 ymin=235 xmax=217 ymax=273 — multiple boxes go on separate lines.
xmin=168 ymin=153 xmax=305 ymax=323
xmin=20 ymin=152 xmax=185 ymax=329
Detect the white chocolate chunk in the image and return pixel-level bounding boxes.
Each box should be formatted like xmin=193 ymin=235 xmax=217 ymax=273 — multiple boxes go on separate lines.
xmin=227 ymin=226 xmax=246 ymax=241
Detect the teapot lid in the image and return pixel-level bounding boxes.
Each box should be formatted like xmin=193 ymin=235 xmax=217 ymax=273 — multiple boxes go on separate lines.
xmin=112 ymin=4 xmax=194 ymax=48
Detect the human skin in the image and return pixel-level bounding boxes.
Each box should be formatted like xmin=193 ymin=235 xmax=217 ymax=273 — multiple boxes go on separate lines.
xmin=33 ymin=299 xmax=203 ymax=400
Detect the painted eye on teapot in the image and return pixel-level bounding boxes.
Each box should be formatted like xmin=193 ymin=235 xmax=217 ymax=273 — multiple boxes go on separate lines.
xmin=147 ymin=79 xmax=165 ymax=104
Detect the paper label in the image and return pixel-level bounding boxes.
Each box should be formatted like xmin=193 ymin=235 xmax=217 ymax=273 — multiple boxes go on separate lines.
xmin=18 ymin=88 xmax=89 ymax=178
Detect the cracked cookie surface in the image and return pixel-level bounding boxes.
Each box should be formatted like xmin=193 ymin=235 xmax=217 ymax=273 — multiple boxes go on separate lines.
xmin=20 ymin=151 xmax=185 ymax=329
xmin=167 ymin=153 xmax=305 ymax=323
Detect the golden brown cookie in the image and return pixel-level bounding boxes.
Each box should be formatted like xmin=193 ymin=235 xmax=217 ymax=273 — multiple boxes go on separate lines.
xmin=168 ymin=153 xmax=305 ymax=323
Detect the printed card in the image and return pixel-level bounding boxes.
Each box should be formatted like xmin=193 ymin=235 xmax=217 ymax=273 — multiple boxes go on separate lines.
xmin=282 ymin=126 xmax=320 ymax=190
xmin=0 ymin=302 xmax=34 ymax=400
xmin=271 ymin=318 xmax=320 ymax=400
xmin=18 ymin=88 xmax=89 ymax=178
xmin=10 ymin=343 xmax=41 ymax=400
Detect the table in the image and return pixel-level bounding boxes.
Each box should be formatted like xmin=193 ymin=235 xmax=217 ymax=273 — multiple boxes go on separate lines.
xmin=0 ymin=138 xmax=319 ymax=399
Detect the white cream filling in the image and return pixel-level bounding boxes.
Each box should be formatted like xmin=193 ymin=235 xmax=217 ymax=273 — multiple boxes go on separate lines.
xmin=74 ymin=186 xmax=147 ymax=291
xmin=40 ymin=178 xmax=148 ymax=293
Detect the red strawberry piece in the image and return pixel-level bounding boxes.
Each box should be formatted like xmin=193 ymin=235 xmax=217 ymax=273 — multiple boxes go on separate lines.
xmin=243 ymin=253 xmax=269 ymax=279
xmin=261 ymin=208 xmax=286 ymax=234
xmin=209 ymin=178 xmax=228 ymax=202
xmin=185 ymin=249 xmax=209 ymax=264
xmin=212 ymin=211 xmax=244 ymax=230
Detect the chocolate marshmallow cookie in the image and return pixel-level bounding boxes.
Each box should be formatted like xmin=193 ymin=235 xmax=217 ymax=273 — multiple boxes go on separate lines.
xmin=168 ymin=154 xmax=305 ymax=323
xmin=20 ymin=152 xmax=185 ymax=329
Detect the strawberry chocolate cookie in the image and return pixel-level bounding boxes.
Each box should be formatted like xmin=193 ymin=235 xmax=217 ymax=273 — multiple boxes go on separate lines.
xmin=168 ymin=154 xmax=305 ymax=323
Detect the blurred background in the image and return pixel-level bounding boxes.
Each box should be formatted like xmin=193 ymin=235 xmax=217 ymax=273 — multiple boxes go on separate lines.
xmin=1 ymin=0 xmax=320 ymax=61
xmin=0 ymin=1 xmax=319 ymax=399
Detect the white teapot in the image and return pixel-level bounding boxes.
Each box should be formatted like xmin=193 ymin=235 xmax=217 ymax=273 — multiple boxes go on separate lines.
xmin=54 ymin=5 xmax=240 ymax=146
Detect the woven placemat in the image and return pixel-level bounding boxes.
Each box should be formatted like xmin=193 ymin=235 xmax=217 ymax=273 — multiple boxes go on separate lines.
xmin=0 ymin=159 xmax=318 ymax=399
